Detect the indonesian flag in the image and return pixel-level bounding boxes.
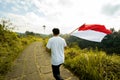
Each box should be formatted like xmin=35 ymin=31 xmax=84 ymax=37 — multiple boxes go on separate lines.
xmin=71 ymin=24 xmax=112 ymax=42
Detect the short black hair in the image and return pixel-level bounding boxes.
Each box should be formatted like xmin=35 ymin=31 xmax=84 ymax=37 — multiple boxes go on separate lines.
xmin=52 ymin=28 xmax=60 ymax=35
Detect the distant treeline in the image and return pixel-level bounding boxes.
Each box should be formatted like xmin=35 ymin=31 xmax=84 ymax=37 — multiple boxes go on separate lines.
xmin=17 ymin=31 xmax=48 ymax=38
xmin=66 ymin=28 xmax=120 ymax=54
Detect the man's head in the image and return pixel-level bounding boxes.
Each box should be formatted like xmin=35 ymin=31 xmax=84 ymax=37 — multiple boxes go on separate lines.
xmin=52 ymin=28 xmax=60 ymax=36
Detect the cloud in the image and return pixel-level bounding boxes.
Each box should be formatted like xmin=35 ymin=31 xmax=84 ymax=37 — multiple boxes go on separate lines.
xmin=0 ymin=0 xmax=109 ymax=33
xmin=58 ymin=0 xmax=72 ymax=6
xmin=11 ymin=7 xmax=19 ymax=12
xmin=6 ymin=12 xmax=50 ymax=33
xmin=102 ymin=4 xmax=120 ymax=16
xmin=0 ymin=0 xmax=120 ymax=34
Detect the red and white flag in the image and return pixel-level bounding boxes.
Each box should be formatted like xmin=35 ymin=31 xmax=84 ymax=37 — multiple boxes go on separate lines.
xmin=71 ymin=24 xmax=112 ymax=42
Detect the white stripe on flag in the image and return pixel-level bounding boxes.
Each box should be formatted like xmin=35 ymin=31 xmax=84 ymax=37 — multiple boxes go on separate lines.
xmin=71 ymin=30 xmax=107 ymax=42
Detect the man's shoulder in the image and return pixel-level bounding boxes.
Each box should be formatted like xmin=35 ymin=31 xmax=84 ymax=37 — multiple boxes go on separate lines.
xmin=59 ymin=37 xmax=65 ymax=40
xmin=49 ymin=36 xmax=65 ymax=41
xmin=49 ymin=37 xmax=54 ymax=40
xmin=48 ymin=37 xmax=56 ymax=42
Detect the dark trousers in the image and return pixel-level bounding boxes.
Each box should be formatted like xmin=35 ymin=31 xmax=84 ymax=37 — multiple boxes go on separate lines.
xmin=52 ymin=64 xmax=63 ymax=80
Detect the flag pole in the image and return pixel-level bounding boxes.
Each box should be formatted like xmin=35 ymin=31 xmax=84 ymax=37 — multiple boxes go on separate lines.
xmin=69 ymin=27 xmax=79 ymax=35
xmin=69 ymin=23 xmax=85 ymax=35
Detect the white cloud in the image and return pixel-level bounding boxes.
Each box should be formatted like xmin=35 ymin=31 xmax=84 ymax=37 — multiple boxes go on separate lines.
xmin=7 ymin=12 xmax=50 ymax=34
xmin=11 ymin=7 xmax=19 ymax=12
xmin=1 ymin=0 xmax=120 ymax=34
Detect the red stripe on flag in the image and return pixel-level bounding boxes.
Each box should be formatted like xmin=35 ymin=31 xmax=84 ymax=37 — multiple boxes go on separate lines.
xmin=78 ymin=24 xmax=112 ymax=34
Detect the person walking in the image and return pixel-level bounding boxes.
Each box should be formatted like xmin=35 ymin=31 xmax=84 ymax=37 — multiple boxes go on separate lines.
xmin=46 ymin=28 xmax=67 ymax=80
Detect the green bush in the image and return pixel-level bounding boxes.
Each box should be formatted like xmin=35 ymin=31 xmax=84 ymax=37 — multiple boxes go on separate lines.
xmin=64 ymin=46 xmax=120 ymax=80
xmin=0 ymin=19 xmax=43 ymax=79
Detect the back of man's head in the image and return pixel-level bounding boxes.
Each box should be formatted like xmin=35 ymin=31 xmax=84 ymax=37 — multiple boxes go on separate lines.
xmin=52 ymin=28 xmax=60 ymax=35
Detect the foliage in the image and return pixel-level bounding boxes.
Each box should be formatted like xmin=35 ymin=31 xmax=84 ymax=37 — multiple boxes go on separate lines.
xmin=0 ymin=20 xmax=21 ymax=79
xmin=64 ymin=45 xmax=120 ymax=80
xmin=0 ymin=19 xmax=42 ymax=79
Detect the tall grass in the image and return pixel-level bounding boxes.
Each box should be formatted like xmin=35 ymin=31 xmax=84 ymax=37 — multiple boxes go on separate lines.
xmin=64 ymin=46 xmax=120 ymax=80
xmin=0 ymin=34 xmax=42 ymax=79
xmin=0 ymin=19 xmax=43 ymax=79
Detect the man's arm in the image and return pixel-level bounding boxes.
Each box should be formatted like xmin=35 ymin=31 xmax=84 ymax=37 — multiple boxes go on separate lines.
xmin=46 ymin=47 xmax=51 ymax=53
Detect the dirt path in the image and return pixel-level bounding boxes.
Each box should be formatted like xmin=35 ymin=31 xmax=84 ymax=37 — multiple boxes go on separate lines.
xmin=5 ymin=42 xmax=79 ymax=80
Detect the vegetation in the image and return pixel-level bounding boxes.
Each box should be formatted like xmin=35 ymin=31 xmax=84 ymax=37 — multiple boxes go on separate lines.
xmin=0 ymin=19 xmax=42 ymax=79
xmin=64 ymin=45 xmax=120 ymax=80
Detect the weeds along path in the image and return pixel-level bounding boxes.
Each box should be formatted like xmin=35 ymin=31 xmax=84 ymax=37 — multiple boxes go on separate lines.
xmin=5 ymin=42 xmax=79 ymax=80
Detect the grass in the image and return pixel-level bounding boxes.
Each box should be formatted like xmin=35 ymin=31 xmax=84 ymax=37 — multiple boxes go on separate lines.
xmin=0 ymin=35 xmax=42 ymax=79
xmin=64 ymin=46 xmax=120 ymax=80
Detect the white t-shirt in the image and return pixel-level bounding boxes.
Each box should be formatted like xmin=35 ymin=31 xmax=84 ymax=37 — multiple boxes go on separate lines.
xmin=46 ymin=36 xmax=67 ymax=65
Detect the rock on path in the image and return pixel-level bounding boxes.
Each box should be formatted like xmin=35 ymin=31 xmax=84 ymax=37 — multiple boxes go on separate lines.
xmin=5 ymin=42 xmax=79 ymax=80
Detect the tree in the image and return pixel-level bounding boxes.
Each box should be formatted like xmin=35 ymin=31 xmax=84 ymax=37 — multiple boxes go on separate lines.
xmin=25 ymin=31 xmax=35 ymax=35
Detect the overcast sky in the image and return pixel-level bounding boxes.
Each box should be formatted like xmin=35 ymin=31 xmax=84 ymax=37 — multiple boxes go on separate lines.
xmin=0 ymin=0 xmax=120 ymax=34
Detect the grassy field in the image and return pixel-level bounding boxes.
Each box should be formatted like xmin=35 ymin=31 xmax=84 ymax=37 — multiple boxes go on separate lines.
xmin=64 ymin=45 xmax=120 ymax=80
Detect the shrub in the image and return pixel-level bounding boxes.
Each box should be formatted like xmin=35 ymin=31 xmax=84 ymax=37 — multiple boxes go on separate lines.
xmin=64 ymin=46 xmax=120 ymax=80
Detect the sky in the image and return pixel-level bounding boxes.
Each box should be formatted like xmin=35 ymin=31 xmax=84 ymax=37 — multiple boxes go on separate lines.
xmin=0 ymin=0 xmax=120 ymax=34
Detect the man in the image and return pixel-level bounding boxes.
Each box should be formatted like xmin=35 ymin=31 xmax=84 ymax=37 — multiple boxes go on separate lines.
xmin=46 ymin=28 xmax=67 ymax=80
